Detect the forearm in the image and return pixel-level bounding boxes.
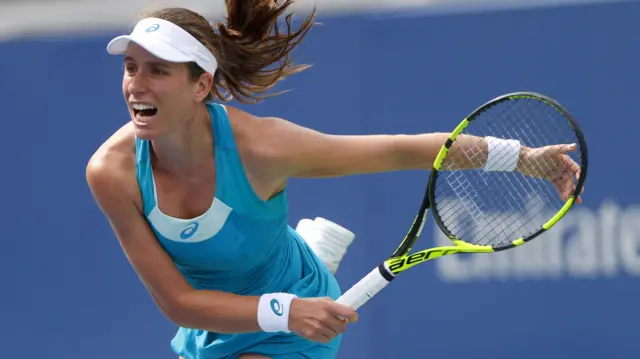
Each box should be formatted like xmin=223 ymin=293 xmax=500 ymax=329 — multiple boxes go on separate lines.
xmin=442 ymin=134 xmax=489 ymax=170
xmin=168 ymin=289 xmax=298 ymax=335
xmin=396 ymin=133 xmax=522 ymax=171
xmin=169 ymin=289 xmax=261 ymax=333
xmin=394 ymin=133 xmax=485 ymax=170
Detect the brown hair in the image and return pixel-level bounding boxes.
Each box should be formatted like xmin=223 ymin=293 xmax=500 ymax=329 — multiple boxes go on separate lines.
xmin=139 ymin=0 xmax=316 ymax=104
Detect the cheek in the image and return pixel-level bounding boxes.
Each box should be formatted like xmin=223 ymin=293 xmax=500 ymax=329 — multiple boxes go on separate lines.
xmin=168 ymin=85 xmax=197 ymax=106
xmin=159 ymin=89 xmax=188 ymax=116
xmin=122 ymin=77 xmax=131 ymax=96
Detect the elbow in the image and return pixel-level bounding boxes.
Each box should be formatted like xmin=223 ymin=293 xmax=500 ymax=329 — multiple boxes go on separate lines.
xmin=159 ymin=291 xmax=222 ymax=331
xmin=161 ymin=296 xmax=232 ymax=334
xmin=155 ymin=293 xmax=194 ymax=328
xmin=164 ymin=305 xmax=189 ymax=328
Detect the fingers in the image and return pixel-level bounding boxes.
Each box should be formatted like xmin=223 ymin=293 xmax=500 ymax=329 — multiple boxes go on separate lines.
xmin=552 ymin=177 xmax=567 ymax=201
xmin=552 ymin=170 xmax=582 ymax=204
xmin=326 ymin=301 xmax=359 ymax=324
xmin=303 ymin=324 xmax=340 ymax=344
xmin=294 ymin=317 xmax=342 ymax=344
xmin=560 ymin=154 xmax=584 ymax=203
xmin=316 ymin=323 xmax=342 ymax=342
xmin=559 ymin=154 xmax=581 ymax=175
xmin=560 ymin=143 xmax=577 ymax=153
xmin=319 ymin=334 xmax=335 ymax=344
xmin=291 ymin=298 xmax=358 ymax=344
xmin=546 ymin=151 xmax=583 ymax=204
xmin=542 ymin=143 xmax=577 ymax=156
xmin=311 ymin=313 xmax=347 ymax=344
xmin=324 ymin=315 xmax=348 ymax=335
xmin=523 ymin=143 xmax=584 ymax=204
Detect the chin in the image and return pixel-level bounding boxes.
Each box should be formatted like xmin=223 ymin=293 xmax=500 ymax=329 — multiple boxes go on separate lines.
xmin=131 ymin=121 xmax=160 ymax=140
xmin=131 ymin=114 xmax=162 ymax=140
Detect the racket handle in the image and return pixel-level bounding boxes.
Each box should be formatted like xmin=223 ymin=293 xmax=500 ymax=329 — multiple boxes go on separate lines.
xmin=336 ymin=265 xmax=393 ymax=311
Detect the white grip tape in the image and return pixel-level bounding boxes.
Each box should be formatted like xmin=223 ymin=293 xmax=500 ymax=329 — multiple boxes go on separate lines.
xmin=484 ymin=136 xmax=522 ymax=172
xmin=336 ymin=267 xmax=391 ymax=311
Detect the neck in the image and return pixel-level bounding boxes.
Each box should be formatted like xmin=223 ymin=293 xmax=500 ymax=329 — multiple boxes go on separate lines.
xmin=150 ymin=105 xmax=213 ymax=175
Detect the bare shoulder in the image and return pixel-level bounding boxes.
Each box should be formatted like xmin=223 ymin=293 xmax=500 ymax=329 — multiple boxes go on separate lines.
xmin=223 ymin=105 xmax=306 ymax=197
xmin=224 ymin=105 xmax=306 ymax=160
xmin=86 ymin=122 xmax=141 ymax=209
xmin=223 ymin=105 xmax=265 ymax=148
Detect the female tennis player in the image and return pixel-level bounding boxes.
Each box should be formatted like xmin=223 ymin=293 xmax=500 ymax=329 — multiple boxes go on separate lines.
xmin=85 ymin=1 xmax=583 ymax=358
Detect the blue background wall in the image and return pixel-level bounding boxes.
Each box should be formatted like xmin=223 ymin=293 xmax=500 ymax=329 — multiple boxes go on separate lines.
xmin=1 ymin=1 xmax=637 ymax=358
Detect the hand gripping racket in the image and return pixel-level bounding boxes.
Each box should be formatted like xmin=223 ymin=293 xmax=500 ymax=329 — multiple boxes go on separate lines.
xmin=336 ymin=92 xmax=589 ymax=311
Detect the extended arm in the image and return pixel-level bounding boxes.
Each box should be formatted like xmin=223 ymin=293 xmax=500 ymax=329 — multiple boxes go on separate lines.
xmin=246 ymin=116 xmax=580 ymax=203
xmin=251 ymin=117 xmax=506 ymax=178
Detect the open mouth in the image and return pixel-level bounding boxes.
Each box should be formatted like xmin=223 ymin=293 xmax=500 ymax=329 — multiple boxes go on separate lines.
xmin=132 ymin=103 xmax=158 ymax=118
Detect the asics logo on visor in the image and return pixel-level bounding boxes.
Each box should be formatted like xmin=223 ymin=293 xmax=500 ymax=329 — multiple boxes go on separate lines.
xmin=146 ymin=24 xmax=160 ymax=32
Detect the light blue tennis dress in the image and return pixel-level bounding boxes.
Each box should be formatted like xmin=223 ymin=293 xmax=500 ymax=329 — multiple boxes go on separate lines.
xmin=135 ymin=102 xmax=343 ymax=359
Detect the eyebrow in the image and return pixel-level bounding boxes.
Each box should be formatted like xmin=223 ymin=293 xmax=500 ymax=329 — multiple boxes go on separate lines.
xmin=123 ymin=56 xmax=170 ymax=69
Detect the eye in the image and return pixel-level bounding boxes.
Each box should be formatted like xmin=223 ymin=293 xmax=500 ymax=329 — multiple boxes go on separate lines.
xmin=151 ymin=66 xmax=168 ymax=76
xmin=123 ymin=63 xmax=137 ymax=75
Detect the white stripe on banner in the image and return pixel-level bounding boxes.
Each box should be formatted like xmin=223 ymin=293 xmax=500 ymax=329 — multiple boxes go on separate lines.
xmin=0 ymin=0 xmax=636 ymax=41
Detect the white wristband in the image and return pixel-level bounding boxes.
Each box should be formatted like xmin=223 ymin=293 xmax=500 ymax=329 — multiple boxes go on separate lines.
xmin=484 ymin=136 xmax=522 ymax=172
xmin=257 ymin=293 xmax=297 ymax=333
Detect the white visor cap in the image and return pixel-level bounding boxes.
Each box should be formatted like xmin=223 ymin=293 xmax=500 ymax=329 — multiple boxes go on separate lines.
xmin=106 ymin=17 xmax=218 ymax=75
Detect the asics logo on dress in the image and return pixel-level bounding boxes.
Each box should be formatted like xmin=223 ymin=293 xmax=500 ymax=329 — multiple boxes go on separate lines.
xmin=180 ymin=222 xmax=199 ymax=240
xmin=270 ymin=299 xmax=284 ymax=316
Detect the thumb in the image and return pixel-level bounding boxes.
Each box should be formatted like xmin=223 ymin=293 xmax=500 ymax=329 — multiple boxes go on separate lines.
xmin=328 ymin=302 xmax=359 ymax=322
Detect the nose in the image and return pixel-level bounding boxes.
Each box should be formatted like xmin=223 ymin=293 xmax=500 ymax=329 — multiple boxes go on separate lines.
xmin=127 ymin=72 xmax=149 ymax=96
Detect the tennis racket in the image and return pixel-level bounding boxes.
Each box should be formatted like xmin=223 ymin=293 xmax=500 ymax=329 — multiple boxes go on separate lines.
xmin=336 ymin=91 xmax=588 ymax=311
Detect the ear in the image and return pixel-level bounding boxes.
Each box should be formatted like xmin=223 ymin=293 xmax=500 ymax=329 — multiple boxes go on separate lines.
xmin=194 ymin=72 xmax=214 ymax=102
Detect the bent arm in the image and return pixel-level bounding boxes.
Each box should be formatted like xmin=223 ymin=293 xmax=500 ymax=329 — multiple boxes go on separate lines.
xmin=86 ymin=159 xmax=262 ymax=334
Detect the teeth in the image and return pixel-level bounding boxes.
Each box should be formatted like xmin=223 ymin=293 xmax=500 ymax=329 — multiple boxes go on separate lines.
xmin=132 ymin=103 xmax=157 ymax=110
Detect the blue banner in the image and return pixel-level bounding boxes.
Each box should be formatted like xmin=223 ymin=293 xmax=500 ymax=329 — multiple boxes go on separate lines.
xmin=1 ymin=1 xmax=636 ymax=358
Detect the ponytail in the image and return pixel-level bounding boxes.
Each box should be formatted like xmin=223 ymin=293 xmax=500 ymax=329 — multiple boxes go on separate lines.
xmin=211 ymin=0 xmax=316 ymax=103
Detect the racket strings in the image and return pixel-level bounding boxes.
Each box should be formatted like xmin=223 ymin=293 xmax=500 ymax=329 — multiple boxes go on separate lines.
xmin=438 ymin=102 xmax=554 ymax=244
xmin=436 ymin=184 xmax=545 ymax=246
xmin=434 ymin=97 xmax=582 ymax=247
xmin=476 ymin=103 xmax=573 ymax=243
